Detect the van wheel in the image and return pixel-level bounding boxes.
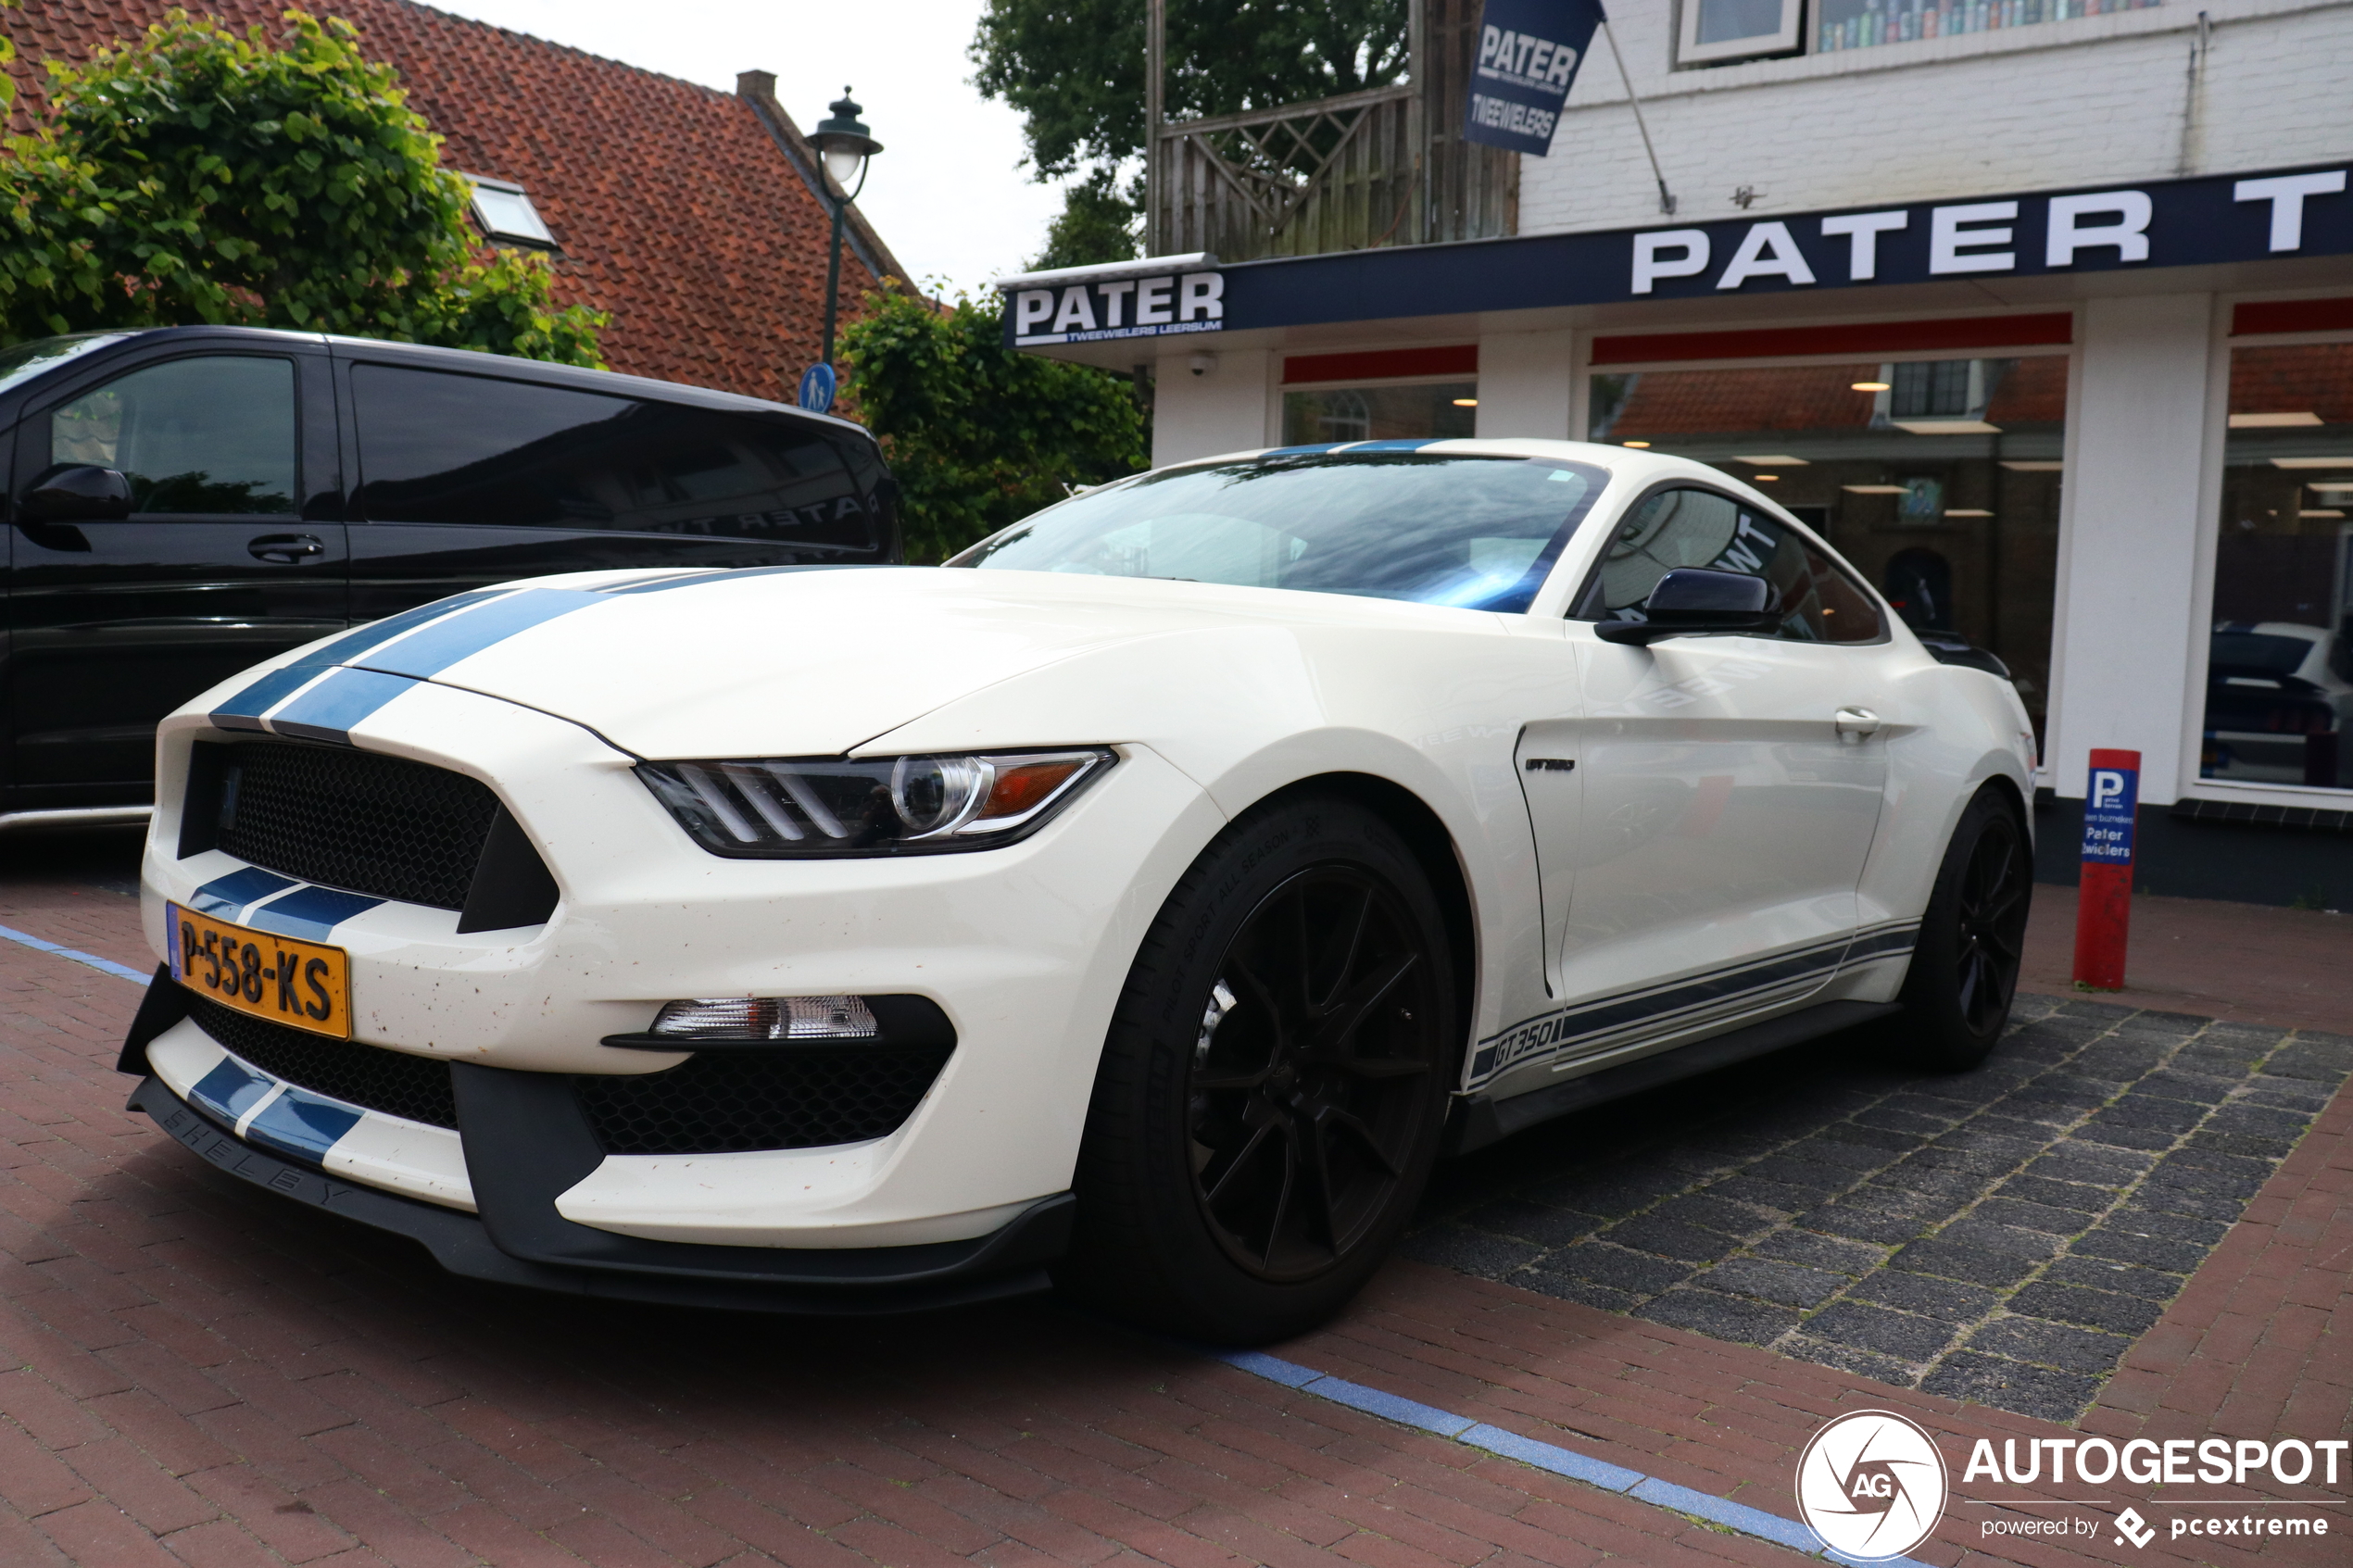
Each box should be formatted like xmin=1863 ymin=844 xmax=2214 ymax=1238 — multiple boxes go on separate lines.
xmin=1057 ymin=793 xmax=1454 ymax=1343
xmin=1899 ymin=786 xmax=2032 ymax=1071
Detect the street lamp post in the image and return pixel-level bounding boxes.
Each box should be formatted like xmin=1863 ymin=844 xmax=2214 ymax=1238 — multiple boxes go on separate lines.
xmin=811 ymin=88 xmax=882 ymax=381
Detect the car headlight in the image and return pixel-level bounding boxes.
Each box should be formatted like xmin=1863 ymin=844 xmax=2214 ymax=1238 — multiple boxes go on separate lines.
xmin=637 ymin=747 xmax=1115 ymax=857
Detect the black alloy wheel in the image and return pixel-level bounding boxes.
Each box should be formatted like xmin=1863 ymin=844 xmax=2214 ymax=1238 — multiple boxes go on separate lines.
xmin=1187 ymin=867 xmax=1442 ymax=1284
xmin=1900 ymin=787 xmax=2032 ymax=1070
xmin=1059 ymin=792 xmax=1456 ymax=1342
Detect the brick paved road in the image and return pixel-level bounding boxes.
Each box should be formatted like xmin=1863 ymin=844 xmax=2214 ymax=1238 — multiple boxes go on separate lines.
xmin=5 ymin=832 xmax=2347 ymax=1565
xmin=1403 ymin=999 xmax=2353 ymax=1421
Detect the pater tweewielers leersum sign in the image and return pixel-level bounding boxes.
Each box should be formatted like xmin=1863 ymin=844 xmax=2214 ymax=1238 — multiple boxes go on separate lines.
xmin=997 ymin=163 xmax=2347 ymax=349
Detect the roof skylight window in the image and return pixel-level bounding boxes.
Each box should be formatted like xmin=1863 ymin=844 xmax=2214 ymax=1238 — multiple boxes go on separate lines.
xmin=462 ymin=175 xmax=556 ymax=247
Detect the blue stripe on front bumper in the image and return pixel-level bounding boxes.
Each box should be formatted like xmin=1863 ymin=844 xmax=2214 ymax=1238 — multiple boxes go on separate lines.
xmin=245 ymin=886 xmax=384 ymax=941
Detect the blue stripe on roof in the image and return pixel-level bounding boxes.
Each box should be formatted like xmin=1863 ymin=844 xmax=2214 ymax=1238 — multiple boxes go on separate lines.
xmin=208 ymin=667 xmax=321 ymax=730
xmin=189 ymin=1056 xmax=275 ymax=1127
xmin=268 ymin=668 xmax=421 ymax=745
xmin=1336 ymin=438 xmax=1439 ymax=451
xmin=353 ymin=588 xmax=610 ymax=678
xmin=190 ymin=867 xmax=297 ymax=920
xmin=1257 ymin=444 xmax=1339 ymax=457
xmin=242 ymin=1088 xmax=364 ymax=1165
xmin=245 ymin=885 xmax=384 ymax=941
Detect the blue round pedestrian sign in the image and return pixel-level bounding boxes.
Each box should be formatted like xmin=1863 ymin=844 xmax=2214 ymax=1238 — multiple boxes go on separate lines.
xmin=797 ymin=363 xmax=837 ymax=413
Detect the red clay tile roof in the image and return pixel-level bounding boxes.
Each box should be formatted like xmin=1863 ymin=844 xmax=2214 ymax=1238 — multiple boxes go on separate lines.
xmin=6 ymin=0 xmax=904 ymax=402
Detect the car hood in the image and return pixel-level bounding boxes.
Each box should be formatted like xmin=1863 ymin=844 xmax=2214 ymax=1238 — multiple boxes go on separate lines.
xmin=308 ymin=565 xmax=1493 ymax=759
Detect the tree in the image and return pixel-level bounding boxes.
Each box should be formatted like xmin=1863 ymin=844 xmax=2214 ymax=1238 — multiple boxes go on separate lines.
xmin=973 ymin=0 xmax=1407 ymax=269
xmin=0 ymin=9 xmax=602 ymax=363
xmin=840 ymin=282 xmax=1146 ymax=563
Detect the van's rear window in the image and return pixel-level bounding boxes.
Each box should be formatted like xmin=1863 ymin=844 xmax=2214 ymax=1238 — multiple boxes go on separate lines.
xmin=351 ymin=364 xmax=887 ymax=557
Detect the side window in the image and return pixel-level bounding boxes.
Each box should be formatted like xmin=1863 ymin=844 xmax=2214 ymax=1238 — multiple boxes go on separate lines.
xmin=1577 ymin=486 xmax=1884 ymax=644
xmin=50 ymin=356 xmax=296 ymax=515
xmin=352 ymin=364 xmax=882 ymax=554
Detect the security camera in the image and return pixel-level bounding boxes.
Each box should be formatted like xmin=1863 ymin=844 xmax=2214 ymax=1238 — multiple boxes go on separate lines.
xmin=1189 ymin=352 xmax=1216 ymax=377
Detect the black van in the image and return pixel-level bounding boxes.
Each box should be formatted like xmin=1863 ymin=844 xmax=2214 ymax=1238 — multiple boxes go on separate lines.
xmin=0 ymin=327 xmax=899 ymax=829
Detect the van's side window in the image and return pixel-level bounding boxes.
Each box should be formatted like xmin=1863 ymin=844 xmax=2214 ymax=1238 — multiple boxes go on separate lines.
xmin=351 ymin=365 xmax=880 ymax=554
xmin=50 ymin=357 xmax=297 ymax=515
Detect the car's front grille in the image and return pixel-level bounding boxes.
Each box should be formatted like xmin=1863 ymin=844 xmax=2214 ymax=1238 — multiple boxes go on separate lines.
xmin=187 ymin=993 xmax=459 ymax=1129
xmin=214 ymin=742 xmax=500 ymax=911
xmin=573 ymin=1047 xmax=954 ymax=1155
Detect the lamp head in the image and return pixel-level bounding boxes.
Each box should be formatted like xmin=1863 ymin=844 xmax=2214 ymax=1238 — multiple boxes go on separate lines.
xmin=812 ymin=87 xmax=882 ymax=190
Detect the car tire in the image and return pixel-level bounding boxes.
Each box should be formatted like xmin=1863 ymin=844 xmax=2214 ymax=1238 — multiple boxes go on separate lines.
xmin=1055 ymin=791 xmax=1456 ymax=1343
xmin=1898 ymin=785 xmax=2032 ymax=1072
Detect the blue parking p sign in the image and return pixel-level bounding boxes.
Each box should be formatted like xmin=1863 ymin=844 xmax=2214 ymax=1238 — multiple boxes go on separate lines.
xmin=797 ymin=363 xmax=837 ymax=414
xmin=2081 ymin=759 xmax=2139 ymax=864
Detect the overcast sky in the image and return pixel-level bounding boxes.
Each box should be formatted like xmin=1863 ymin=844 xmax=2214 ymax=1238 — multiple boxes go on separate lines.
xmin=425 ymin=0 xmax=1065 ymax=296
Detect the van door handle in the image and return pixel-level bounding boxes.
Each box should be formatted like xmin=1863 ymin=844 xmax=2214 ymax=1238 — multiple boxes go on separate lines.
xmin=1835 ymin=707 xmax=1882 ymax=741
xmin=248 ymin=533 xmax=326 ymax=564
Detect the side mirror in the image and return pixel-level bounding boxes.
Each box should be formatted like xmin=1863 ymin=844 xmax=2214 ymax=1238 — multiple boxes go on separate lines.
xmin=1596 ymin=568 xmax=1780 ymax=646
xmin=22 ymin=463 xmax=132 ymax=522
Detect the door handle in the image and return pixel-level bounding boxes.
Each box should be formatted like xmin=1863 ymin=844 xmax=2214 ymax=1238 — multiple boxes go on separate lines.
xmin=248 ymin=533 xmax=326 ymax=564
xmin=1834 ymin=707 xmax=1882 ymax=742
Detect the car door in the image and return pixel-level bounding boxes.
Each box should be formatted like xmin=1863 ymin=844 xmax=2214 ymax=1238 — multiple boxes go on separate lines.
xmin=4 ymin=348 xmax=346 ymax=799
xmin=1517 ymin=484 xmax=1895 ymax=1064
xmin=340 ymin=358 xmax=894 ymax=621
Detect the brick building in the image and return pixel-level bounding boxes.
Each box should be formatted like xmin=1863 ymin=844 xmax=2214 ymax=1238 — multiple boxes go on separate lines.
xmin=1005 ymin=0 xmax=2353 ymax=910
xmin=6 ymin=0 xmax=908 ymax=401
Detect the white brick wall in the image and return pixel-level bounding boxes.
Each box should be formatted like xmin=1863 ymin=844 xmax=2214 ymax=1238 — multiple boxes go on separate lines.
xmin=1519 ymin=0 xmax=2353 ymax=235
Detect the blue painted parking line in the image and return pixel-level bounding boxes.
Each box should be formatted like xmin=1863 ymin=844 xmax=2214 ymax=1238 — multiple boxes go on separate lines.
xmin=1212 ymin=1350 xmax=1933 ymax=1566
xmin=0 ymin=922 xmax=152 ymax=985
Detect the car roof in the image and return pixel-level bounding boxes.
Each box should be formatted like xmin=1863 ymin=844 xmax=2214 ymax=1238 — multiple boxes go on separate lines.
xmin=5 ymin=324 xmax=872 ymax=438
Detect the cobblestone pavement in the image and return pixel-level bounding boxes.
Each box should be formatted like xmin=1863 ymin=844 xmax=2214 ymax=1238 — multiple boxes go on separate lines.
xmin=1402 ymin=997 xmax=2353 ymax=1423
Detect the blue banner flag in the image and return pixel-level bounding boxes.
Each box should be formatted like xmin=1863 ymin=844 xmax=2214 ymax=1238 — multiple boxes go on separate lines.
xmin=1463 ymin=0 xmax=1606 ymax=157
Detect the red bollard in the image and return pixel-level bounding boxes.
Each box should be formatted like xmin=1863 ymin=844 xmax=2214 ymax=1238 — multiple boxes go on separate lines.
xmin=2071 ymin=748 xmax=2140 ymax=991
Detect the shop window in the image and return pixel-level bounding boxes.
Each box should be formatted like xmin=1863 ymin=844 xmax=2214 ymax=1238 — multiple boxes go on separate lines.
xmin=1813 ymin=0 xmax=2162 ymax=56
xmin=2204 ymin=342 xmax=2353 ymax=795
xmin=1680 ymin=0 xmax=1804 ymax=63
xmin=1280 ymin=382 xmax=1476 ymax=446
xmin=1590 ymin=355 xmax=2066 ymax=739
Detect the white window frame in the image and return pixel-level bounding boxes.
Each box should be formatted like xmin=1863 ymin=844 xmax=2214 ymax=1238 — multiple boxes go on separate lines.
xmin=1677 ymin=0 xmax=1806 ymax=66
xmin=2175 ymin=302 xmax=2353 ymax=814
xmin=460 ymin=174 xmax=557 ymax=249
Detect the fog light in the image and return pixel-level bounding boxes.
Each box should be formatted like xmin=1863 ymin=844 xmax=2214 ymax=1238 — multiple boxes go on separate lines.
xmin=650 ymin=995 xmax=879 ymax=1040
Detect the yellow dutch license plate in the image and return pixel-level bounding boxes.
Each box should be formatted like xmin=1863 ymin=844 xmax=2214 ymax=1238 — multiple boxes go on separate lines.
xmin=167 ymin=902 xmax=352 ymax=1040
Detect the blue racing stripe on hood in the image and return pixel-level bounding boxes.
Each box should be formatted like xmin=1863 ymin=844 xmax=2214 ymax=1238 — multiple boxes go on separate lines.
xmin=599 ymin=563 xmax=888 ymax=595
xmin=208 ymin=589 xmax=510 ymax=727
xmin=209 ymin=667 xmax=324 ymax=731
xmin=268 ymin=669 xmax=422 ymax=745
xmin=353 ymin=587 xmax=611 ymax=678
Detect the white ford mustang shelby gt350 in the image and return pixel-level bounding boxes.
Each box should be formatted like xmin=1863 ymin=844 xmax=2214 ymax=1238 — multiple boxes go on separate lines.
xmin=121 ymin=439 xmax=2037 ymax=1339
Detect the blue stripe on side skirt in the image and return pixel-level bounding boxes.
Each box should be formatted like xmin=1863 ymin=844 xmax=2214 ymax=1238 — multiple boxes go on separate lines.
xmin=242 ymin=1089 xmax=364 ymax=1164
xmin=190 ymin=867 xmax=297 ymax=920
xmin=208 ymin=667 xmax=322 ymax=730
xmin=353 ymin=588 xmax=610 ymax=678
xmin=189 ymin=1056 xmax=276 ymax=1126
xmin=267 ymin=669 xmax=422 ymax=745
xmin=245 ymin=886 xmax=384 ymax=941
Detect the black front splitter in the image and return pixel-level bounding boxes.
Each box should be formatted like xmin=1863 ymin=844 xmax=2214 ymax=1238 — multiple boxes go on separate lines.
xmin=126 ymin=1075 xmax=1072 ymax=1315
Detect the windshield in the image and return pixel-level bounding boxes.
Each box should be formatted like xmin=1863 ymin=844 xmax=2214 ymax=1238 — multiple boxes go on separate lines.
xmin=2210 ymin=628 xmax=2319 ymax=678
xmin=950 ymin=452 xmax=1607 ymax=612
xmin=0 ymin=333 xmax=130 ymax=398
